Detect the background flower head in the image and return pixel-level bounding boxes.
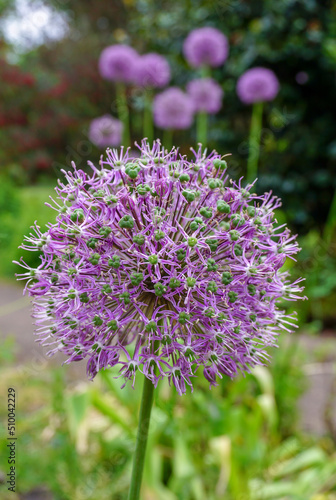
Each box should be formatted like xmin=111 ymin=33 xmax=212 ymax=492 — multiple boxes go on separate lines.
xmin=135 ymin=53 xmax=171 ymax=88
xmin=183 ymin=27 xmax=229 ymax=68
xmin=187 ymin=78 xmax=224 ymax=114
xmin=16 ymin=140 xmax=305 ymax=394
xmin=237 ymin=67 xmax=280 ymax=104
xmin=153 ymin=87 xmax=194 ymax=129
xmin=89 ymin=115 xmax=123 ymax=148
xmin=98 ymin=44 xmax=139 ymax=83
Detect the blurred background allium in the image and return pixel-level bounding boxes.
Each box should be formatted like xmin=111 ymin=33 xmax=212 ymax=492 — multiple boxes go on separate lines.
xmin=135 ymin=53 xmax=171 ymax=88
xmin=98 ymin=44 xmax=139 ymax=82
xmin=236 ymin=67 xmax=280 ymax=104
xmin=183 ymin=27 xmax=229 ymax=68
xmin=187 ymin=77 xmax=223 ymax=113
xmin=88 ymin=114 xmax=123 ymax=147
xmin=1 ymin=1 xmax=336 ymax=499
xmin=153 ymin=87 xmax=194 ymax=129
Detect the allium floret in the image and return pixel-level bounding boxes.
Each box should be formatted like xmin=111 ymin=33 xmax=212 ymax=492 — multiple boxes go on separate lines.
xmin=16 ymin=140 xmax=305 ymax=395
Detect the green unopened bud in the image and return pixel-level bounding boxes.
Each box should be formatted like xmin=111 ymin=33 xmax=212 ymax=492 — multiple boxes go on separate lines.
xmin=179 ymin=312 xmax=190 ymax=324
xmin=119 ymin=215 xmax=134 ymax=229
xmin=70 ymin=209 xmax=84 ymax=223
xmin=107 ymin=320 xmax=118 ymax=331
xmin=80 ymin=292 xmax=89 ymax=303
xmin=133 ymin=234 xmax=145 ymax=246
xmin=228 ymin=291 xmax=238 ymax=303
xmin=130 ymin=272 xmax=144 ymax=286
xmin=125 ymin=164 xmax=140 ymax=179
xmin=231 ymin=214 xmax=245 ymax=228
xmin=162 ymin=335 xmax=172 ymax=345
xmin=217 ymin=312 xmax=227 ymax=323
xmin=177 ymin=249 xmax=186 ymax=261
xmin=186 ymin=277 xmax=196 ymax=287
xmin=217 ymin=201 xmax=230 ymax=214
xmin=220 ymin=221 xmax=230 ymax=231
xmin=89 ymin=253 xmax=100 ymax=265
xmin=148 ymin=254 xmax=158 ymax=265
xmin=87 ymin=238 xmax=98 ymax=249
xmin=108 ymin=255 xmax=120 ymax=268
xmin=234 ymin=244 xmax=243 ymax=256
xmin=67 ymin=268 xmax=77 ymax=276
xmin=221 ymin=272 xmax=233 ymax=285
xmin=229 ymin=230 xmax=240 ymax=241
xmin=169 ymin=277 xmax=181 ymax=289
xmin=188 ymin=237 xmax=198 ymax=248
xmin=207 ymin=258 xmax=218 ymax=271
xmin=105 ymin=195 xmax=118 ymax=205
xmin=207 ymin=280 xmax=218 ymax=293
xmin=182 ymin=189 xmax=196 ymax=202
xmin=250 ymin=314 xmax=257 ymax=322
xmin=145 ymin=321 xmax=157 ymax=332
xmin=119 ymin=292 xmax=130 ymax=304
xmin=208 ymin=178 xmax=223 ymax=189
xmin=200 ymin=207 xmax=212 ymax=219
xmin=154 ymin=230 xmax=165 ymax=241
xmin=179 ymin=173 xmax=190 ymax=183
xmin=68 ymin=289 xmax=76 ymax=300
xmin=213 ymin=159 xmax=227 ymax=170
xmin=137 ymin=184 xmax=151 ymax=196
xmin=102 ymin=284 xmax=112 ymax=294
xmin=207 ymin=239 xmax=218 ymax=252
xmin=247 ymin=206 xmax=256 ymax=217
xmin=154 ymin=282 xmax=167 ymax=297
xmin=93 ymin=315 xmax=103 ymax=326
xmin=99 ymin=226 xmax=112 ymax=237
xmin=205 ymin=307 xmax=216 ymax=318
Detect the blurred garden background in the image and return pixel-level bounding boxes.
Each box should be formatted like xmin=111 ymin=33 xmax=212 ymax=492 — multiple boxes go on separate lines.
xmin=1 ymin=0 xmax=336 ymax=499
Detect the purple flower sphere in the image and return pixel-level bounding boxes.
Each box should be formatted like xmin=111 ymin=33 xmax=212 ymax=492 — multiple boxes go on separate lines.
xmin=187 ymin=78 xmax=224 ymax=114
xmin=135 ymin=53 xmax=171 ymax=88
xmin=183 ymin=27 xmax=229 ymax=68
xmin=237 ymin=67 xmax=280 ymax=104
xmin=153 ymin=87 xmax=194 ymax=129
xmin=98 ymin=45 xmax=139 ymax=83
xmin=89 ymin=115 xmax=123 ymax=148
xmin=16 ymin=140 xmax=305 ymax=395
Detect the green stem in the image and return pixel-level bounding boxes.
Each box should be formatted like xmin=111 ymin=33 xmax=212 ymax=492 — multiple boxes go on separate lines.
xmin=197 ymin=111 xmax=208 ymax=148
xmin=127 ymin=375 xmax=155 ymax=500
xmin=163 ymin=129 xmax=173 ymax=150
xmin=116 ymin=83 xmax=131 ymax=147
xmin=323 ymin=187 xmax=336 ymax=245
xmin=247 ymin=101 xmax=264 ymax=184
xmin=143 ymin=91 xmax=154 ymax=144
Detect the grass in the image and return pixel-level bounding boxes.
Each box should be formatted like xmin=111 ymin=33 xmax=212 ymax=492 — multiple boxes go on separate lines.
xmin=0 ymin=185 xmax=56 ymax=280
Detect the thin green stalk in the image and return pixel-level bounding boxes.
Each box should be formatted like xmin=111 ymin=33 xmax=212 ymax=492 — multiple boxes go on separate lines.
xmin=143 ymin=91 xmax=154 ymax=144
xmin=247 ymin=101 xmax=264 ymax=184
xmin=197 ymin=111 xmax=208 ymax=148
xmin=163 ymin=129 xmax=173 ymax=150
xmin=323 ymin=187 xmax=336 ymax=245
xmin=116 ymin=82 xmax=131 ymax=147
xmin=127 ymin=375 xmax=155 ymax=500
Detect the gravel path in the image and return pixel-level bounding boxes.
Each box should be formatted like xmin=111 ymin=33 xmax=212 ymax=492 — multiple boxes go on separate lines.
xmin=1 ymin=281 xmax=336 ymax=435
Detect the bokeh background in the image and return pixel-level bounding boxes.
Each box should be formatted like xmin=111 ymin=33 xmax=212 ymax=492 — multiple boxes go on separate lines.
xmin=0 ymin=1 xmax=336 ymax=499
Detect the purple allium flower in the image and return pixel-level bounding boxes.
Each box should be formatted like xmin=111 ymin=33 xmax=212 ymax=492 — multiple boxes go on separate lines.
xmin=98 ymin=45 xmax=139 ymax=83
xmin=153 ymin=88 xmax=194 ymax=129
xmin=135 ymin=53 xmax=171 ymax=88
xmin=183 ymin=27 xmax=229 ymax=68
xmin=16 ymin=140 xmax=306 ymax=395
xmin=89 ymin=115 xmax=123 ymax=148
xmin=236 ymin=67 xmax=280 ymax=104
xmin=187 ymin=78 xmax=224 ymax=114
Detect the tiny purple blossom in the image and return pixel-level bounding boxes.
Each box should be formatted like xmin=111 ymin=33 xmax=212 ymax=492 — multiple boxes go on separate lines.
xmin=16 ymin=140 xmax=306 ymax=395
xmin=153 ymin=87 xmax=194 ymax=129
xmin=98 ymin=45 xmax=139 ymax=83
xmin=135 ymin=53 xmax=171 ymax=88
xmin=187 ymin=78 xmax=224 ymax=114
xmin=89 ymin=115 xmax=123 ymax=148
xmin=237 ymin=67 xmax=280 ymax=104
xmin=183 ymin=27 xmax=229 ymax=68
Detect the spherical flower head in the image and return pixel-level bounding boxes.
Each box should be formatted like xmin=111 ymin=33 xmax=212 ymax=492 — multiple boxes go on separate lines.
xmin=187 ymin=78 xmax=224 ymax=114
xmin=98 ymin=44 xmax=139 ymax=83
xmin=16 ymin=140 xmax=305 ymax=395
xmin=153 ymin=87 xmax=194 ymax=129
xmin=183 ymin=27 xmax=229 ymax=68
xmin=135 ymin=53 xmax=171 ymax=88
xmin=89 ymin=115 xmax=123 ymax=148
xmin=236 ymin=67 xmax=280 ymax=104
